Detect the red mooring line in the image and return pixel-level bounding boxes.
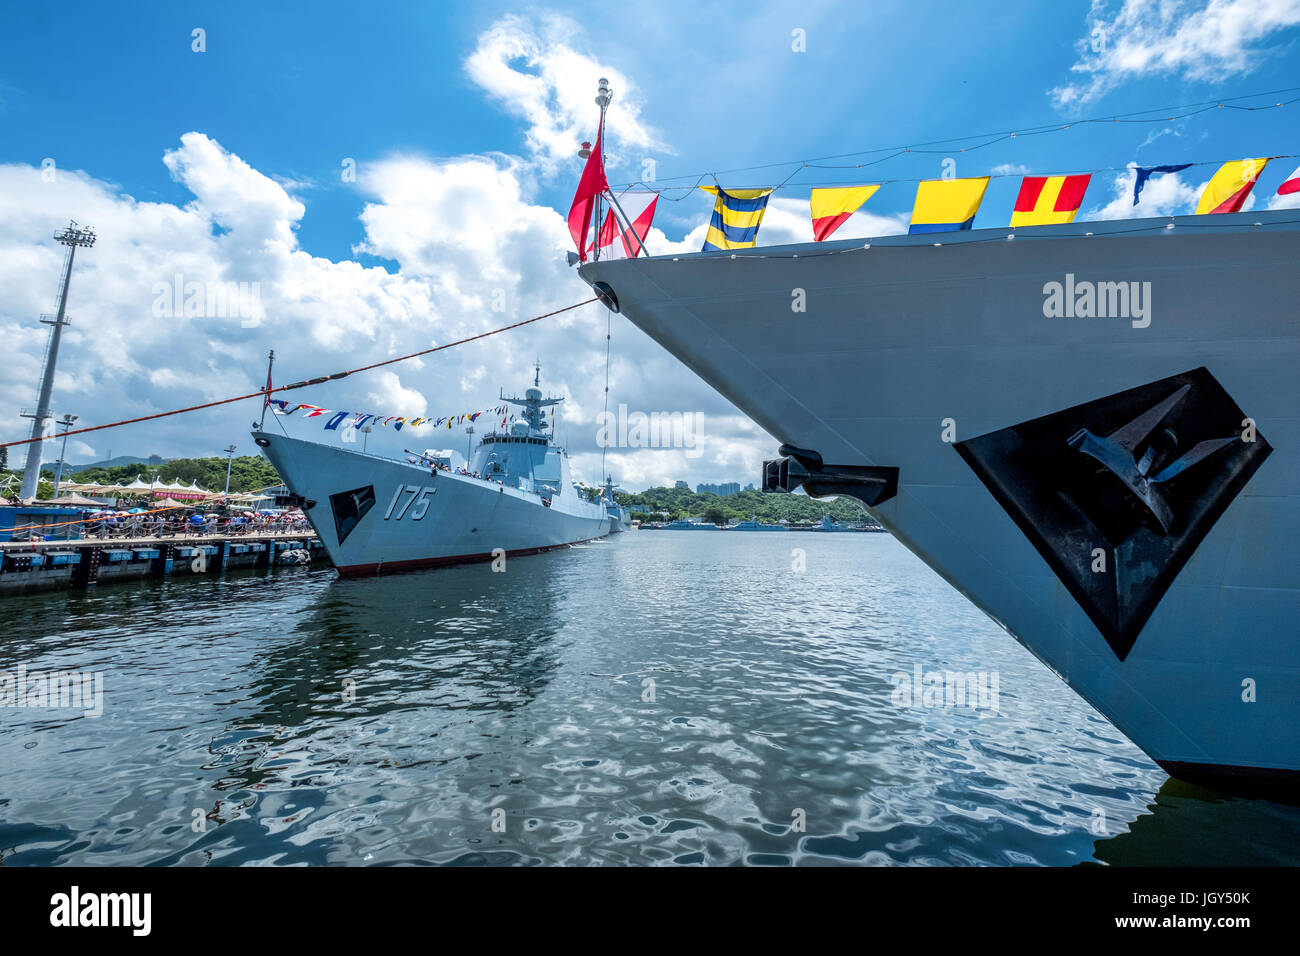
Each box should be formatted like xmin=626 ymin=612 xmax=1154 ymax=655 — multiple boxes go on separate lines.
xmin=1 ymin=298 xmax=598 ymax=450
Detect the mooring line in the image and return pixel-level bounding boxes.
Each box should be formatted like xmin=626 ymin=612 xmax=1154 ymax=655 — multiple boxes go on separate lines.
xmin=1 ymin=297 xmax=598 ymax=450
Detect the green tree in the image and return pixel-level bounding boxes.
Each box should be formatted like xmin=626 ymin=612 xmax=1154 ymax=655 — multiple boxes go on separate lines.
xmin=702 ymin=506 xmax=727 ymax=526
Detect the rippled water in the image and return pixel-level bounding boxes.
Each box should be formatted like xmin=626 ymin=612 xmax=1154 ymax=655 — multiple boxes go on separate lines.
xmin=1 ymin=532 xmax=1296 ymax=866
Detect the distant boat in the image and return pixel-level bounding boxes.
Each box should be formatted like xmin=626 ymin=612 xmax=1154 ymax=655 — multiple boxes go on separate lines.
xmin=662 ymin=518 xmax=719 ymax=530
xmin=808 ymin=514 xmax=853 ymax=532
xmin=729 ymin=516 xmax=786 ymax=531
xmin=596 ymin=475 xmax=630 ymax=534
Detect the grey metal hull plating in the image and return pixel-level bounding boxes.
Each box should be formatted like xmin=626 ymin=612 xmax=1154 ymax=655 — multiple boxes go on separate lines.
xmin=581 ymin=211 xmax=1300 ymax=786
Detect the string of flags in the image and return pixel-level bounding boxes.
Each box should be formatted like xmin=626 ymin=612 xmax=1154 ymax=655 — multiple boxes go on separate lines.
xmin=269 ymin=400 xmax=520 ymax=432
xmin=729 ymin=158 xmax=1289 ymax=246
xmin=568 ymin=151 xmax=1299 ymax=258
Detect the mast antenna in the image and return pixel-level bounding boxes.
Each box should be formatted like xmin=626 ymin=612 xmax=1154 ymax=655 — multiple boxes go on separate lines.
xmin=258 ymin=349 xmax=276 ymax=429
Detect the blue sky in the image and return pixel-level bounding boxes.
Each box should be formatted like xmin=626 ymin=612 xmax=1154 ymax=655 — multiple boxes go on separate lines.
xmin=2 ymin=1 xmax=1299 ymax=487
xmin=8 ymin=0 xmax=1298 ymax=254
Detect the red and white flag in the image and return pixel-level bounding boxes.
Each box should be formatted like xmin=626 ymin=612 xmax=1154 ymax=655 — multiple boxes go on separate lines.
xmin=567 ymin=123 xmax=609 ymax=262
xmin=1277 ymin=164 xmax=1300 ymax=196
xmin=587 ymin=191 xmax=658 ymax=259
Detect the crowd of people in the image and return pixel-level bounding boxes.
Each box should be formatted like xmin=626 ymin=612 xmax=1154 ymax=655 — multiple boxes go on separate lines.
xmin=86 ymin=508 xmax=310 ymax=540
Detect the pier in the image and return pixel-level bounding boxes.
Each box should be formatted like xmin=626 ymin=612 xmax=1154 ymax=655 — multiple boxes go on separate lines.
xmin=0 ymin=532 xmax=328 ymax=596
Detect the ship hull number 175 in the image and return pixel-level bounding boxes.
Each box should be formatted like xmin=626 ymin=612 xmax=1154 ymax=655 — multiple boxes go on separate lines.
xmin=384 ymin=484 xmax=436 ymax=521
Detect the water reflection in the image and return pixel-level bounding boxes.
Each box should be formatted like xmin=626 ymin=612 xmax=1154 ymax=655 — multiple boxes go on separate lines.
xmin=0 ymin=535 xmax=1296 ymax=865
xmin=1090 ymin=777 xmax=1300 ymax=866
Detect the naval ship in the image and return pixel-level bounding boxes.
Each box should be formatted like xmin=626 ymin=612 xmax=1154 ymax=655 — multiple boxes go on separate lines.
xmin=597 ymin=475 xmax=631 ymax=533
xmin=253 ymin=370 xmax=610 ymax=575
xmin=579 ymin=209 xmax=1300 ymax=794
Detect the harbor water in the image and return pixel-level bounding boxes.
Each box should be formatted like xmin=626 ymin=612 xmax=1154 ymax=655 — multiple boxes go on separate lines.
xmin=1 ymin=532 xmax=1296 ymax=866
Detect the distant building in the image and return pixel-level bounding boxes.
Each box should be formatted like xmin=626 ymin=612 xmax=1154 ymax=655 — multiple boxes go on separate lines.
xmin=744 ymin=483 xmax=755 ymax=492
xmin=674 ymin=480 xmax=689 ymax=489
xmin=696 ymin=482 xmax=741 ymax=496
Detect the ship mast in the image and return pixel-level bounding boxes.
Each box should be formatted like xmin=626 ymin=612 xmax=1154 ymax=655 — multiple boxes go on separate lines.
xmin=500 ymin=361 xmax=563 ymax=435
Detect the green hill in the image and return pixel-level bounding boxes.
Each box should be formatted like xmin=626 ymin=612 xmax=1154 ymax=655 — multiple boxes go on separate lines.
xmin=68 ymin=456 xmax=281 ymax=495
xmin=618 ymin=486 xmax=879 ymax=525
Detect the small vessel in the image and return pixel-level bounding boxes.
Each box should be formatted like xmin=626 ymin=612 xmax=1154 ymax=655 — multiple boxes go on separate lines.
xmin=809 ymin=514 xmax=854 ymax=532
xmin=253 ymin=366 xmax=610 ymax=576
xmin=596 ymin=475 xmax=630 ymax=533
xmin=729 ymin=516 xmax=787 ymax=531
xmin=662 ymin=518 xmax=719 ymax=530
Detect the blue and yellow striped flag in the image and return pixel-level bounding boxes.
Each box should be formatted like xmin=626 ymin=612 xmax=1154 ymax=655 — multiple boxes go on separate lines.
xmin=700 ymin=186 xmax=773 ymax=251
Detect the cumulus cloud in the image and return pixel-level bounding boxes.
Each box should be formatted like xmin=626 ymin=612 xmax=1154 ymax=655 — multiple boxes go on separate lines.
xmin=1084 ymin=161 xmax=1204 ymax=219
xmin=750 ymin=196 xmax=908 ymax=247
xmin=464 ymin=13 xmax=664 ymax=176
xmin=1051 ymin=0 xmax=1300 ymax=108
xmin=1267 ymin=163 xmax=1300 ymax=206
xmin=0 ymin=16 xmax=829 ymax=492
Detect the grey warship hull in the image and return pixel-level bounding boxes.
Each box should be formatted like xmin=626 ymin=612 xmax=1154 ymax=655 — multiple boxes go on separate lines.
xmin=580 ymin=210 xmax=1300 ymax=792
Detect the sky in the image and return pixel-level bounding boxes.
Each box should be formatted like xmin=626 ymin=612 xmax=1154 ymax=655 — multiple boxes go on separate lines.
xmin=2 ymin=0 xmax=1299 ymax=490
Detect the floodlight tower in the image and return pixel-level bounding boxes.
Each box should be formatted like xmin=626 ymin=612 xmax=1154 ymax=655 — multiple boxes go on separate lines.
xmin=19 ymin=221 xmax=96 ymax=499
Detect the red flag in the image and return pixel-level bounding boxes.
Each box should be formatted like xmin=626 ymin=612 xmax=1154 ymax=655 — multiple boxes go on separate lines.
xmin=588 ymin=192 xmax=657 ymax=259
xmin=567 ymin=121 xmax=609 ymax=262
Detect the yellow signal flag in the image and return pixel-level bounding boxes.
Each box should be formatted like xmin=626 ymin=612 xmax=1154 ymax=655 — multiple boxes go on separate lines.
xmin=1196 ymin=158 xmax=1269 ymax=215
xmin=810 ymin=185 xmax=881 ymax=241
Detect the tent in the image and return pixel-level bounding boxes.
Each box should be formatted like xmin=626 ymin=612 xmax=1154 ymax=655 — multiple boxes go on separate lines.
xmin=52 ymin=493 xmax=112 ymax=507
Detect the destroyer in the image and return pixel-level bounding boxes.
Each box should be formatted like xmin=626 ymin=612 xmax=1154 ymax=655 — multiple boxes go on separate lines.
xmin=579 ymin=210 xmax=1300 ymax=795
xmin=253 ymin=367 xmax=611 ymax=575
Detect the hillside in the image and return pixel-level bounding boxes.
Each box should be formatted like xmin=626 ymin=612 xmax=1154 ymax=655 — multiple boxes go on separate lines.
xmin=618 ymin=486 xmax=879 ymax=525
xmin=66 ymin=455 xmax=282 ymax=495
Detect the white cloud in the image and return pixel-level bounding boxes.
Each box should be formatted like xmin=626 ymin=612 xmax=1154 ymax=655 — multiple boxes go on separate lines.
xmin=747 ymin=196 xmax=907 ymax=247
xmin=464 ymin=13 xmax=664 ymax=176
xmin=2 ymin=153 xmax=770 ymax=491
xmin=1267 ymin=188 xmax=1300 ymax=207
xmin=1052 ymin=0 xmax=1300 ymax=108
xmin=0 ymin=16 xmax=798 ymax=491
xmin=1085 ymin=162 xmax=1202 ymax=218
xmin=991 ymin=163 xmax=1032 ymax=176
xmin=1267 ymin=163 xmax=1300 ymax=206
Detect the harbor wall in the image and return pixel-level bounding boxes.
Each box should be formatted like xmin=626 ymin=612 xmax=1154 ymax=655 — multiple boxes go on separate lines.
xmin=0 ymin=535 xmax=329 ymax=596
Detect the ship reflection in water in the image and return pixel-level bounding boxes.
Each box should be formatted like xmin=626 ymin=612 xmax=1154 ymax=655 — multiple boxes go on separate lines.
xmin=0 ymin=533 xmax=1295 ymax=866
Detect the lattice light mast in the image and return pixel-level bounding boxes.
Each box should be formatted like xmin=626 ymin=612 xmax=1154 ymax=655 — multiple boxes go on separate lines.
xmin=19 ymin=221 xmax=96 ymax=500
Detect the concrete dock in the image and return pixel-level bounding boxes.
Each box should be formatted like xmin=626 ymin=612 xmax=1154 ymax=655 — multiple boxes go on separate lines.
xmin=0 ymin=532 xmax=329 ymax=596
